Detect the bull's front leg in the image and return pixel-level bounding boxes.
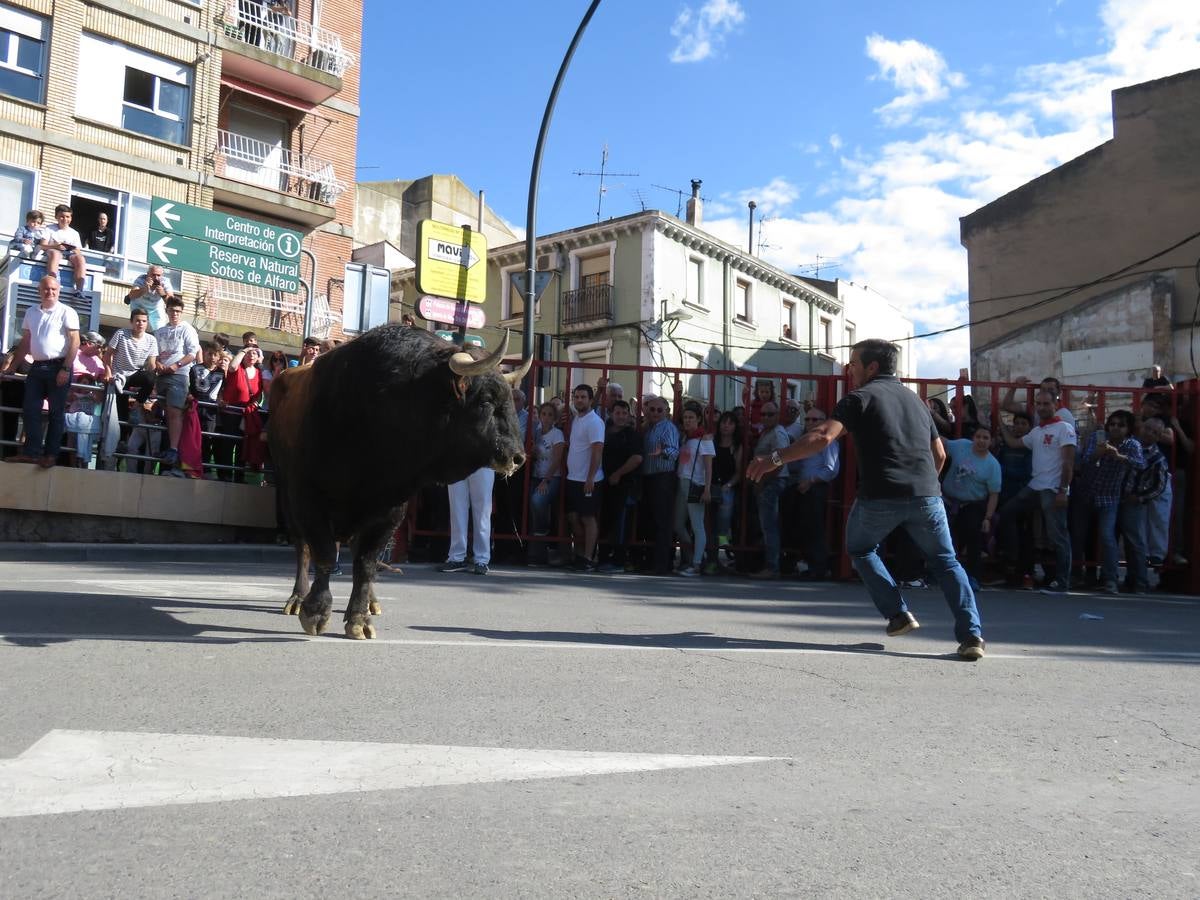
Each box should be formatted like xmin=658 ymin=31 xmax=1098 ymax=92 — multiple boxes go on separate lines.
xmin=344 ymin=549 xmax=379 ymax=640
xmin=283 ymin=542 xmax=311 ymax=616
xmin=299 ymin=544 xmax=336 ymax=636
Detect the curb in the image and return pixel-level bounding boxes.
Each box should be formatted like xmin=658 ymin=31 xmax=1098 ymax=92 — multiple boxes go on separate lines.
xmin=0 ymin=543 xmax=295 ymax=563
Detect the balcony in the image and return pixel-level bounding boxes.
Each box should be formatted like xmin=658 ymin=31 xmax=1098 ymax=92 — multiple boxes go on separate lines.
xmin=210 ymin=129 xmax=346 ymax=226
xmin=216 ymin=4 xmax=356 ymax=104
xmin=562 ymin=284 xmax=615 ymax=331
xmin=200 ymin=276 xmax=306 ymax=336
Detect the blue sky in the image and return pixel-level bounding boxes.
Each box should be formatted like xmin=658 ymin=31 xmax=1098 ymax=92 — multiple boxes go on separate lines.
xmin=358 ymin=1 xmax=1200 ymax=377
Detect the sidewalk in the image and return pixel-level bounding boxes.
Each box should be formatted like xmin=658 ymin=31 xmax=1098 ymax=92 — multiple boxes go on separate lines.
xmin=0 ymin=543 xmax=294 ymax=563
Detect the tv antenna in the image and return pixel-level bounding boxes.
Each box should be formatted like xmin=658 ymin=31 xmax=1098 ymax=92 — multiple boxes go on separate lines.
xmin=795 ymin=254 xmax=841 ymax=278
xmin=574 ymin=144 xmax=638 ymax=222
xmin=756 ymin=216 xmax=776 ymax=256
xmin=629 ymin=187 xmax=649 ymax=212
xmin=651 ymin=183 xmax=711 ymax=218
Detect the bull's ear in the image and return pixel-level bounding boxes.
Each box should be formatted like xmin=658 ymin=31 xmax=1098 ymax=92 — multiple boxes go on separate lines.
xmin=452 ymin=374 xmax=470 ymax=404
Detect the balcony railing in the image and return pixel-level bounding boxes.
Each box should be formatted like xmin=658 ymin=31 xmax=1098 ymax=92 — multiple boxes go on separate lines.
xmin=562 ymin=284 xmax=615 ymax=329
xmin=219 ymin=3 xmax=356 ymax=78
xmin=202 ymin=275 xmax=305 ymax=334
xmin=213 ymin=129 xmax=347 ymax=204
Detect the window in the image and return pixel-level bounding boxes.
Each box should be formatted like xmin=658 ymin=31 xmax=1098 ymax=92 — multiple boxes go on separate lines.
xmin=122 ymin=68 xmax=189 ymax=144
xmin=819 ymin=316 xmax=833 ymax=354
xmin=578 ymin=251 xmax=610 ymax=289
xmin=734 ymin=279 xmax=751 ymax=322
xmin=0 ymin=163 xmax=36 ymax=240
xmin=0 ymin=5 xmax=48 ymax=103
xmin=845 ymin=320 xmax=856 ymax=350
xmin=77 ymin=34 xmax=192 ymax=145
xmin=781 ymin=299 xmax=797 ymax=342
xmin=686 ymin=257 xmax=703 ymax=306
xmin=67 ymin=181 xmax=173 ymax=283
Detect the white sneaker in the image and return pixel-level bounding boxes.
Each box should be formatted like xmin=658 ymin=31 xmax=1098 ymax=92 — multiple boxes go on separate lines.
xmin=1033 ymin=563 xmax=1046 ymax=582
xmin=794 ymin=560 xmax=810 ymax=575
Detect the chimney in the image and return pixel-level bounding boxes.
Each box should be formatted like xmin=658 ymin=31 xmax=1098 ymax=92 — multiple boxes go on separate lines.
xmin=686 ymin=179 xmax=703 ymax=227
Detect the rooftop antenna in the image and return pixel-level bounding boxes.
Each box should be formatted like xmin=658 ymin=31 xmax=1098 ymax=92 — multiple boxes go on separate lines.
xmin=573 ymin=144 xmax=638 ymax=222
xmin=629 ymin=187 xmax=648 ymax=212
xmin=756 ymin=216 xmax=775 ymax=256
xmin=651 ymin=183 xmax=711 ymax=218
xmin=795 ymin=254 xmax=842 ymax=278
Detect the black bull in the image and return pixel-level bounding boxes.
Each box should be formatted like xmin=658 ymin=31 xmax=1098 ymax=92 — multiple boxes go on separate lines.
xmin=269 ymin=325 xmax=529 ymax=639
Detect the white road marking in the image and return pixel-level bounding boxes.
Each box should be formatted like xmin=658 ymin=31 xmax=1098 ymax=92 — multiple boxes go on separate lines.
xmin=0 ymin=730 xmax=782 ymax=818
xmin=0 ymin=632 xmax=1196 ymax=663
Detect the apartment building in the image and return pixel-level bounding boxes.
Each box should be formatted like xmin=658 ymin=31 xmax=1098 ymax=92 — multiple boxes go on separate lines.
xmin=0 ymin=0 xmax=361 ymax=349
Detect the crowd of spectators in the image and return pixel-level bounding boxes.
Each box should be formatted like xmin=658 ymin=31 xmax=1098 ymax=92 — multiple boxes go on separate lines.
xmin=431 ymin=365 xmax=1193 ymax=592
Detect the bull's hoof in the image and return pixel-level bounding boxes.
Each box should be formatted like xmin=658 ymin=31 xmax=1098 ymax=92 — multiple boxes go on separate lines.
xmin=283 ymin=596 xmax=303 ymax=616
xmin=299 ymin=611 xmax=330 ymax=635
xmin=345 ymin=620 xmax=376 ymax=640
xmin=368 ymin=599 xmax=382 ymax=616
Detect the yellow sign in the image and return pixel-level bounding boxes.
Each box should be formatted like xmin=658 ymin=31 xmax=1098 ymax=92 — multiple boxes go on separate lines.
xmin=415 ymin=220 xmax=488 ymax=303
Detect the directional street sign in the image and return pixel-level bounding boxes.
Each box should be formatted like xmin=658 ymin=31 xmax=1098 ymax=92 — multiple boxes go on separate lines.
xmin=148 ymin=232 xmax=300 ymax=293
xmin=415 ymin=219 xmax=487 ymax=303
xmin=149 ymin=197 xmax=302 ymax=262
xmin=418 ymin=295 xmax=486 ymax=328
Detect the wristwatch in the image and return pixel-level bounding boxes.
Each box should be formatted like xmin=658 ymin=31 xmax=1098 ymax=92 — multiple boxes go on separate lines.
xmin=770 ymin=450 xmax=783 ymax=468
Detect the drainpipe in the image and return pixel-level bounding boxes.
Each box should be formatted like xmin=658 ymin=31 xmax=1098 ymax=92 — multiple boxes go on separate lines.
xmin=807 ymin=295 xmax=814 ymax=375
xmin=722 ymin=258 xmax=731 ymax=407
xmin=300 ymin=247 xmax=318 ymax=338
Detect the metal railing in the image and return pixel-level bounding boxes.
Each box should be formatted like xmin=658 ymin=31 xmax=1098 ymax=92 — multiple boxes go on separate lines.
xmin=213 ymin=129 xmax=347 ymax=204
xmin=201 ymin=276 xmax=305 ymax=334
xmin=220 ymin=3 xmax=356 ymax=77
xmin=562 ymin=284 xmax=614 ymax=329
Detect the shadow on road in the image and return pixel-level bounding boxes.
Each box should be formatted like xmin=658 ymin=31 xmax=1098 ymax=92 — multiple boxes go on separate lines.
xmin=0 ymin=590 xmax=302 ymax=648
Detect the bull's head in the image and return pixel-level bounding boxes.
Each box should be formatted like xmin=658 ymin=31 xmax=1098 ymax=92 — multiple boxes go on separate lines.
xmin=443 ymin=331 xmax=530 ymax=478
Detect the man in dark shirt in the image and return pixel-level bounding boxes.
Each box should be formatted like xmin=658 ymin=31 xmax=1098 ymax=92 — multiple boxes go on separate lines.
xmin=85 ymin=212 xmax=114 ymax=253
xmin=748 ymin=339 xmax=985 ymax=660
xmin=597 ymin=400 xmax=644 ymax=572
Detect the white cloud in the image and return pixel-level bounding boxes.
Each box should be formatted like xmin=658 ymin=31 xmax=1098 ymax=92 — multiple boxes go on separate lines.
xmin=669 ymin=0 xmax=745 ymax=64
xmin=699 ymin=0 xmax=1200 ymax=378
xmin=829 ymin=133 xmax=843 ymax=151
xmin=866 ymin=34 xmax=966 ymax=125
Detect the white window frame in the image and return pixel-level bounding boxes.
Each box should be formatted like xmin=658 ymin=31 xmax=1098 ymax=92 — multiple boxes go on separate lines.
xmin=0 ymin=161 xmax=39 ymax=242
xmin=684 ymin=255 xmax=706 ymax=311
xmin=566 ymin=338 xmax=612 ymax=394
xmin=844 ymin=320 xmax=856 ymax=350
xmin=781 ymin=298 xmax=797 ymax=344
xmin=733 ymin=278 xmax=753 ymax=326
xmin=0 ymin=4 xmax=48 ymax=104
xmin=77 ymin=34 xmax=192 ymax=145
xmin=69 ymin=180 xmax=163 ymax=284
xmin=818 ymin=315 xmax=834 ymax=356
xmin=568 ymin=240 xmax=616 ymax=291
xmin=122 ymin=68 xmax=189 ymax=143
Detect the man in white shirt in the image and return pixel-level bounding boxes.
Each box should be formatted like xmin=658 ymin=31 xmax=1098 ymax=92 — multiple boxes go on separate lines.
xmin=99 ymin=309 xmax=160 ymax=468
xmin=998 ymin=390 xmax=1077 ymax=593
xmin=565 ymin=384 xmax=606 ymax=571
xmin=125 ymin=265 xmax=177 ymax=332
xmin=153 ymin=296 xmax=200 ymax=467
xmin=40 ymin=205 xmax=88 ymax=296
xmin=2 ymin=275 xmax=80 ymax=466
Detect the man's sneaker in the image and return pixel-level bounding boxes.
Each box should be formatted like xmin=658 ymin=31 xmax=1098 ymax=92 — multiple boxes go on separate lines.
xmin=886 ymin=611 xmax=920 ymax=637
xmin=749 ymin=568 xmax=779 ymax=580
xmin=471 ymin=562 xmax=489 ymax=576
xmin=677 ymin=564 xmax=699 ymax=577
xmin=1148 ymin=556 xmax=1164 ymax=567
xmin=330 ymin=565 xmax=343 ymax=577
xmin=159 ymin=447 xmax=179 ymax=467
xmin=596 ymin=562 xmax=621 ymax=574
xmin=439 ymin=559 xmax=468 ymax=573
xmin=1039 ymin=579 xmax=1069 ymax=595
xmin=957 ymin=636 xmax=986 ymax=661
xmin=1101 ymin=580 xmax=1119 ymax=594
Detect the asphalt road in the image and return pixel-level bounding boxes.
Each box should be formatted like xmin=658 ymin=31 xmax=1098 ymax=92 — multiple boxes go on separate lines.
xmin=1 ymin=558 xmax=1197 ymax=899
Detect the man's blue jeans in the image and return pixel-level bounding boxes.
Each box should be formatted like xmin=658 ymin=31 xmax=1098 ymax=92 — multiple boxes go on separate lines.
xmin=844 ymin=496 xmax=982 ymax=643
xmin=999 ymin=486 xmax=1071 ymax=583
xmin=754 ymin=477 xmax=786 ymax=573
xmin=22 ymin=359 xmax=69 ymax=458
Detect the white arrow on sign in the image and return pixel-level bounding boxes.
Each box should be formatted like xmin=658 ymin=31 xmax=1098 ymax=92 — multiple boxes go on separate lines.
xmin=153 ymin=202 xmax=181 ymax=231
xmin=428 ymin=237 xmax=480 ymax=269
xmin=149 ymin=234 xmax=178 ymax=264
xmin=0 ymin=730 xmax=783 ymax=818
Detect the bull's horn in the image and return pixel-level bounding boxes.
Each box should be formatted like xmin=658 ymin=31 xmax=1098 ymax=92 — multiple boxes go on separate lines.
xmin=503 ymin=356 xmax=533 ymax=386
xmin=448 ymin=331 xmax=510 ymax=377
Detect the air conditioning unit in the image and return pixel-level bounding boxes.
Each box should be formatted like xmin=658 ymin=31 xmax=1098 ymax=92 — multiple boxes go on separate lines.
xmin=536 ymin=250 xmax=561 ymax=272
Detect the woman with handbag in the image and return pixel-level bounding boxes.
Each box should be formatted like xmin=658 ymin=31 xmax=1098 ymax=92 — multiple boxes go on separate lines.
xmin=674 ymin=404 xmax=715 ymax=577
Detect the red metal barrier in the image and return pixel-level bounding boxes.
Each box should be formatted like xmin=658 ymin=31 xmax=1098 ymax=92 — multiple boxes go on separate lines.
xmin=400 ymin=358 xmax=1197 ymax=596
